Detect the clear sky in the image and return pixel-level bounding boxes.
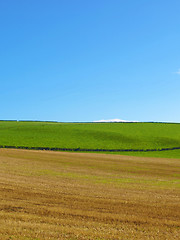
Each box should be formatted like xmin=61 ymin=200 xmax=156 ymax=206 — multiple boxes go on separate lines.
xmin=1 ymin=0 xmax=180 ymax=122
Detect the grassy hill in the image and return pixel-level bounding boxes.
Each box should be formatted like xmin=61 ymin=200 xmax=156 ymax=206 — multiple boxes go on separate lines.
xmin=0 ymin=121 xmax=180 ymax=158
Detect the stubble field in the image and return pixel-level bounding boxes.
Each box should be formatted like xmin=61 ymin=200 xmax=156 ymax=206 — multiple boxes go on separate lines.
xmin=0 ymin=148 xmax=179 ymax=239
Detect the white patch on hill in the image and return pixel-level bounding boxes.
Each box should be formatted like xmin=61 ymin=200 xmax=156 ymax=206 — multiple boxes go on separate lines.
xmin=93 ymin=119 xmax=138 ymax=123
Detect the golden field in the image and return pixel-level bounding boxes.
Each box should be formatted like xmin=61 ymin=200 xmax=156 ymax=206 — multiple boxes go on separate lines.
xmin=0 ymin=149 xmax=179 ymax=239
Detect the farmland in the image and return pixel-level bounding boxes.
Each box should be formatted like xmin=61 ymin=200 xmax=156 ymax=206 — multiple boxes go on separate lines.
xmin=0 ymin=121 xmax=180 ymax=158
xmin=0 ymin=121 xmax=180 ymax=239
xmin=0 ymin=148 xmax=180 ymax=239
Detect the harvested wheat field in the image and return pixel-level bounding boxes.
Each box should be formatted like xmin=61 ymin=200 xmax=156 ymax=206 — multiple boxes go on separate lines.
xmin=0 ymin=149 xmax=179 ymax=240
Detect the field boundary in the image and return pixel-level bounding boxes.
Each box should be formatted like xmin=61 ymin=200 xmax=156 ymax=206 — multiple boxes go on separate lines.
xmin=0 ymin=145 xmax=180 ymax=152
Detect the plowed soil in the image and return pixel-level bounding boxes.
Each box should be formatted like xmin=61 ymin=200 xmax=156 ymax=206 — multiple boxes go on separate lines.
xmin=0 ymin=149 xmax=179 ymax=239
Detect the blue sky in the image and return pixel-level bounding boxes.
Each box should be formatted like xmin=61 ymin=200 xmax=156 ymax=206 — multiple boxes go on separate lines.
xmin=1 ymin=0 xmax=180 ymax=122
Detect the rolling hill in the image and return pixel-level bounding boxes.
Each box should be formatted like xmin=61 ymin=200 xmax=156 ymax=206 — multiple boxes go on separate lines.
xmin=0 ymin=121 xmax=180 ymax=158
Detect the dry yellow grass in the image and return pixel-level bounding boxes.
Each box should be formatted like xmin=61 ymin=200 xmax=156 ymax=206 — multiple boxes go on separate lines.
xmin=0 ymin=149 xmax=179 ymax=240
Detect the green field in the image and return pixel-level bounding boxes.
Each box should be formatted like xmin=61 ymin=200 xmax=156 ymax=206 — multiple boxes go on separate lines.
xmin=0 ymin=121 xmax=180 ymax=158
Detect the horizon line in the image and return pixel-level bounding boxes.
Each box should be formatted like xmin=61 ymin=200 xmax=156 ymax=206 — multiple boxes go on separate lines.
xmin=0 ymin=119 xmax=180 ymax=124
